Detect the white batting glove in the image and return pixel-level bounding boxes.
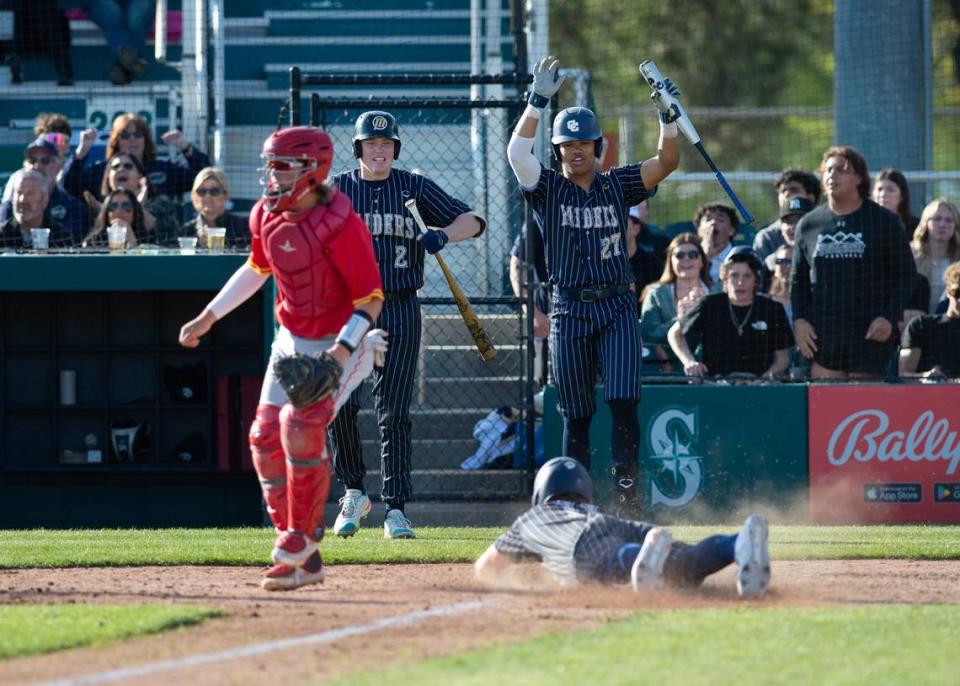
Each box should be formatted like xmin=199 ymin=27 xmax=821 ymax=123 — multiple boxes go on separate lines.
xmin=366 ymin=329 xmax=389 ymax=367
xmin=529 ymin=55 xmax=566 ymax=107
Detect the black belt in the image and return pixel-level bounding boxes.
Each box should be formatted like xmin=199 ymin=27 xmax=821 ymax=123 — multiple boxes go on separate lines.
xmin=383 ymin=288 xmax=418 ymax=302
xmin=557 ymin=283 xmax=631 ymax=303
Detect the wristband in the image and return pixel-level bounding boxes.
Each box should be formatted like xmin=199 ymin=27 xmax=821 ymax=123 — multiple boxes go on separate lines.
xmin=528 ymin=92 xmax=550 ymax=109
xmin=335 ymin=311 xmax=373 ymax=353
xmin=523 ymin=104 xmax=543 ymax=120
xmin=659 ymin=120 xmax=678 ymax=139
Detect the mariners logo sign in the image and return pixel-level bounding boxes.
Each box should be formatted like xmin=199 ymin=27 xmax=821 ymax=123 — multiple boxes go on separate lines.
xmin=646 ymin=407 xmax=704 ymax=508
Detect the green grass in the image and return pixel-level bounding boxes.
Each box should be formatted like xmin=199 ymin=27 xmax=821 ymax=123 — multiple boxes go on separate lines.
xmin=327 ymin=605 xmax=960 ymax=686
xmin=0 ymin=604 xmax=221 ymax=659
xmin=2 ymin=525 xmax=960 ymax=568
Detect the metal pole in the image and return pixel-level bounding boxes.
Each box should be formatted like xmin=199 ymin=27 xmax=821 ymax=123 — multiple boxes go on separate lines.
xmin=289 ymin=67 xmax=302 ymax=126
xmin=210 ymin=0 xmax=225 ymax=166
xmin=154 ymin=0 xmax=168 ymax=63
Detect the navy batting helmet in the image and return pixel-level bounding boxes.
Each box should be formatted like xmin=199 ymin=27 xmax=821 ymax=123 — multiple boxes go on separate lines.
xmin=353 ymin=110 xmax=401 ymax=159
xmin=551 ymin=107 xmax=603 ymax=160
xmin=531 ymin=456 xmax=593 ymax=506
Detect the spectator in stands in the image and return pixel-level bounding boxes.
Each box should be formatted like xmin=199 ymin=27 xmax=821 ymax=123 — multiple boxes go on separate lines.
xmin=753 ymin=168 xmax=821 ymax=262
xmin=755 ymin=196 xmax=813 ymax=284
xmin=3 ymin=0 xmax=73 ymax=86
xmin=791 ymin=146 xmax=917 ymax=380
xmin=2 ymin=113 xmax=75 ymax=203
xmin=66 ymin=113 xmax=209 ymax=205
xmin=695 ymin=202 xmax=738 ymax=286
xmin=0 ymin=137 xmax=90 ymax=241
xmin=872 ymin=168 xmax=919 ymax=236
xmin=84 ymin=152 xmax=178 ymax=245
xmin=70 ymin=0 xmax=156 ymax=85
xmin=766 ymin=245 xmax=794 ymax=325
xmin=0 ymin=171 xmax=69 ymax=249
xmin=911 ymin=199 xmax=960 ymax=313
xmin=83 ymin=188 xmax=148 ymax=248
xmin=627 ymin=200 xmax=669 ymax=295
xmin=899 ymin=261 xmax=960 ymax=380
xmin=181 ymin=167 xmax=249 ymax=248
xmin=668 ymin=248 xmax=793 ymax=379
xmin=640 ymin=232 xmax=711 ymax=367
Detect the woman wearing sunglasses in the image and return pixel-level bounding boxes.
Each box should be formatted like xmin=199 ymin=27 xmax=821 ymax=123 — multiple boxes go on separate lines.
xmin=82 ymin=188 xmax=147 ymax=248
xmin=65 ymin=113 xmax=209 ymax=205
xmin=181 ymin=168 xmax=250 ymax=248
xmin=640 ymin=232 xmax=713 ymax=369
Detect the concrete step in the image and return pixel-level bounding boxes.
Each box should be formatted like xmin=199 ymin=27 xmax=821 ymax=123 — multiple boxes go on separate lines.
xmin=356 ymin=408 xmax=490 ymax=440
xmin=419 ymin=344 xmax=523 ymax=377
xmin=422 ymin=314 xmax=519 ymax=346
xmin=226 ymin=0 xmax=494 ymax=18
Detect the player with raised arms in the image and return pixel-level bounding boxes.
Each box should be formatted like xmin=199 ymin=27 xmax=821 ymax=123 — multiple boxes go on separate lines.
xmin=179 ymin=126 xmax=388 ymax=591
xmin=507 ymin=56 xmax=681 ymax=515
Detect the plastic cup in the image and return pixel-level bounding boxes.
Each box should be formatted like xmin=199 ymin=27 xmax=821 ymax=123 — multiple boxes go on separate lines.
xmin=178 ymin=236 xmax=198 ymax=255
xmin=207 ymin=227 xmax=227 ymax=252
xmin=31 ymin=227 xmax=50 ymax=252
xmin=107 ymin=223 xmax=128 ymax=254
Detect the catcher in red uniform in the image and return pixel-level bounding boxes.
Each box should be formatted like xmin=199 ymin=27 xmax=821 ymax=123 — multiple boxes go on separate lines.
xmin=179 ymin=126 xmax=387 ymax=591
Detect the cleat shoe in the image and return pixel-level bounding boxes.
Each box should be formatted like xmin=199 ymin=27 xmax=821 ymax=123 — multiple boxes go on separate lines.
xmin=383 ymin=509 xmax=415 ymax=539
xmin=271 ymin=530 xmax=318 ymax=567
xmin=261 ymin=551 xmax=325 ymax=591
xmin=736 ymin=514 xmax=771 ymax=599
xmin=333 ymin=489 xmax=372 ymax=537
xmin=631 ymin=527 xmax=673 ymax=591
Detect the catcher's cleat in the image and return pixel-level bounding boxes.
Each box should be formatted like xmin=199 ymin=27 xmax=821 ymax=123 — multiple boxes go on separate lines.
xmin=272 ymin=530 xmax=318 ymax=567
xmin=383 ymin=509 xmax=415 ymax=539
xmin=735 ymin=514 xmax=771 ymax=599
xmin=261 ymin=550 xmax=325 ymax=591
xmin=631 ymin=527 xmax=673 ymax=591
xmin=334 ymin=489 xmax=372 ymax=537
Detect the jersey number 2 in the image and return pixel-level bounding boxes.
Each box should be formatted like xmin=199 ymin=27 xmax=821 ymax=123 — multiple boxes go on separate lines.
xmin=394 ymin=245 xmax=408 ymax=268
xmin=600 ymin=233 xmax=622 ymax=260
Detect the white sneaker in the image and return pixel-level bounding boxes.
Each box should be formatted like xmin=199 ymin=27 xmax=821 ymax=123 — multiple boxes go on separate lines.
xmin=631 ymin=527 xmax=673 ymax=591
xmin=383 ymin=509 xmax=415 ymax=539
xmin=736 ymin=514 xmax=771 ymax=598
xmin=333 ymin=489 xmax=371 ymax=537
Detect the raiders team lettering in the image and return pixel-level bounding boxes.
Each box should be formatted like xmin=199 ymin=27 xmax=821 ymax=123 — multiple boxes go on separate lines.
xmin=559 ymin=204 xmax=620 ymax=229
xmin=363 ymin=212 xmax=418 ymax=239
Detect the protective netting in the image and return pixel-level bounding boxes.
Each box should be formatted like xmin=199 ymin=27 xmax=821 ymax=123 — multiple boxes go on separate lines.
xmin=0 ymin=1 xmax=958 ymax=516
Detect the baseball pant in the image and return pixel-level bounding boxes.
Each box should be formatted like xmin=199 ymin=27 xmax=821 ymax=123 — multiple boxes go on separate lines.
xmin=551 ymin=292 xmax=642 ymax=418
xmin=329 ymin=293 xmax=421 ymax=508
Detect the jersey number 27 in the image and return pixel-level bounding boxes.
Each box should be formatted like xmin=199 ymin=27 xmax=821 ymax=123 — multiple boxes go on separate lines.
xmin=600 ymin=233 xmax=622 ymax=260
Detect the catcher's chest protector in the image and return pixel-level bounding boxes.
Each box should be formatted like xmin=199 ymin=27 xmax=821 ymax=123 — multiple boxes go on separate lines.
xmin=261 ymin=191 xmax=353 ymax=320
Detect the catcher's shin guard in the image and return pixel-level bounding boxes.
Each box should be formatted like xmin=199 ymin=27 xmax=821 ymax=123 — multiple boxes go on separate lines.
xmin=250 ymin=404 xmax=287 ymax=532
xmin=280 ymin=398 xmax=335 ymax=542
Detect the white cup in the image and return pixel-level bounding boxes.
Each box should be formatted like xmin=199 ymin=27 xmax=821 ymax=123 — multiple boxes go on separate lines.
xmin=107 ymin=223 xmax=128 ymax=254
xmin=207 ymin=227 xmax=227 ymax=252
xmin=178 ymin=236 xmax=198 ymax=255
xmin=31 ymin=227 xmax=50 ymax=252
xmin=59 ymin=370 xmax=77 ymax=405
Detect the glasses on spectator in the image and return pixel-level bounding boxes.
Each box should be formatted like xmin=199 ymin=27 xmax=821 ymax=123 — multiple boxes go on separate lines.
xmin=111 ymin=161 xmax=136 ymax=171
xmin=27 ymin=156 xmax=54 ymax=166
xmin=107 ymin=201 xmax=134 ymax=212
xmin=196 ymin=186 xmax=223 ymax=197
xmin=673 ymin=250 xmax=701 ymax=260
xmin=774 ymin=257 xmax=792 ymax=265
xmin=119 ymin=130 xmax=145 ymax=140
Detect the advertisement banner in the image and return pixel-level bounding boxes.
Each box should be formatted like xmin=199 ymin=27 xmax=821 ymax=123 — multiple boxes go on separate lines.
xmin=808 ymin=385 xmax=960 ymax=523
xmin=542 ymin=384 xmax=809 ymax=522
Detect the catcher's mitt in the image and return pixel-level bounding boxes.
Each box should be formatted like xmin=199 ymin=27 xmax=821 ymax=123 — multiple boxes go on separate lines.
xmin=273 ymin=352 xmax=342 ymax=409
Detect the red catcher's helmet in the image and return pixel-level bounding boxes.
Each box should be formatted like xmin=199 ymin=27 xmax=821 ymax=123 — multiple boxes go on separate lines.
xmin=259 ymin=126 xmax=333 ymax=212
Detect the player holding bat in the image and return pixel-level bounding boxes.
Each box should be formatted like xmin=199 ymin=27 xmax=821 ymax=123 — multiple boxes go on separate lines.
xmin=329 ymin=110 xmax=486 ymax=539
xmin=507 ymin=55 xmax=681 ymax=517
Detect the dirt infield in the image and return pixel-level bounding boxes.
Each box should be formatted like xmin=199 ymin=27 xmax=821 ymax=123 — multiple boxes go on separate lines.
xmin=1 ymin=560 xmax=958 ymax=685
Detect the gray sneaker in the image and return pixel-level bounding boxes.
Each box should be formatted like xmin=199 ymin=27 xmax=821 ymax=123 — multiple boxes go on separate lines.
xmin=333 ymin=489 xmax=371 ymax=537
xmin=383 ymin=509 xmax=415 ymax=539
xmin=631 ymin=527 xmax=673 ymax=591
xmin=735 ymin=514 xmax=771 ymax=598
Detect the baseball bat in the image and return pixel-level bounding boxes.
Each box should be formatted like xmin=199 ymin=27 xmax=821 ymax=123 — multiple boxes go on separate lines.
xmin=639 ymin=59 xmax=755 ymax=226
xmin=404 ymin=198 xmax=497 ymax=361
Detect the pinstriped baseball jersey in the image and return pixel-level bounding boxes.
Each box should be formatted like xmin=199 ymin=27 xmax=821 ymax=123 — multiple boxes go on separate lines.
xmin=494 ymin=501 xmax=657 ymax=585
xmin=331 ymin=168 xmax=472 ymax=291
xmin=522 ymin=165 xmax=655 ymax=288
